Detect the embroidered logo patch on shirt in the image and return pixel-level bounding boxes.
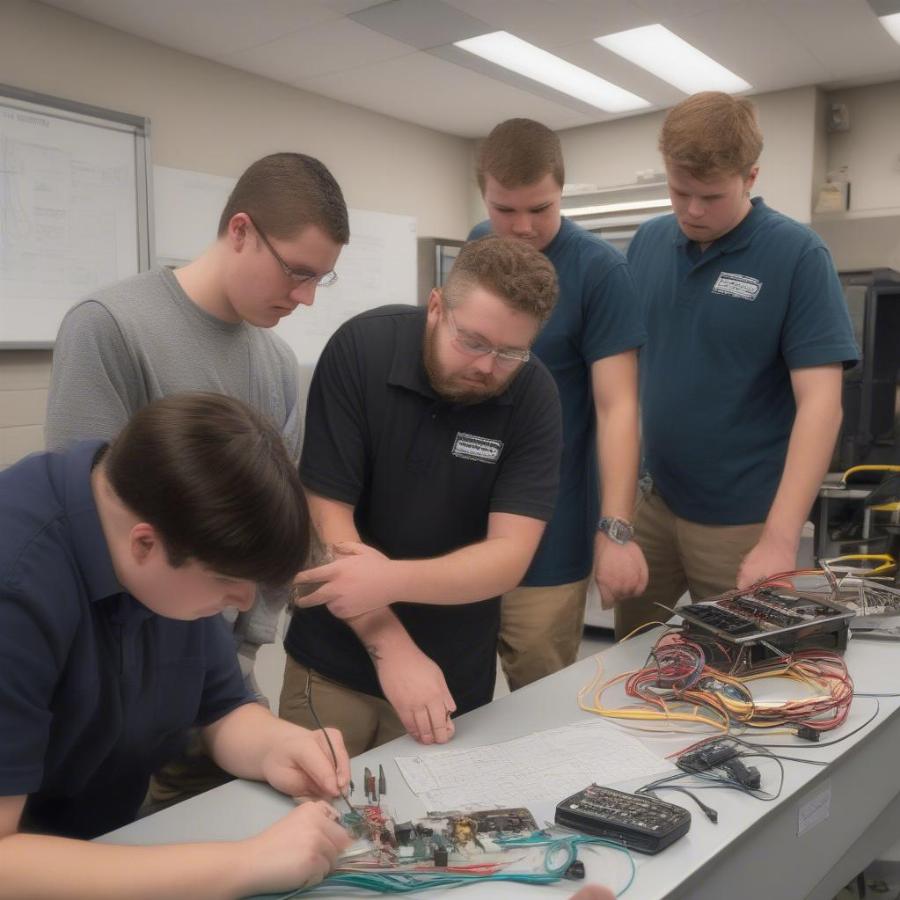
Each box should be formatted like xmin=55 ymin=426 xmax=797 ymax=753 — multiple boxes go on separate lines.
xmin=712 ymin=272 xmax=763 ymax=301
xmin=452 ymin=432 xmax=504 ymax=464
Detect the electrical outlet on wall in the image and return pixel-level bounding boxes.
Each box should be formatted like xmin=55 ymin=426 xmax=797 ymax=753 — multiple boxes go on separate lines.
xmin=827 ymin=103 xmax=850 ymax=133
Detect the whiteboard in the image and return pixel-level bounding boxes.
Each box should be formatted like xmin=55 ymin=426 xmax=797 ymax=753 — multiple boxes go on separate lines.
xmin=153 ymin=165 xmax=418 ymax=366
xmin=0 ymin=85 xmax=151 ymax=347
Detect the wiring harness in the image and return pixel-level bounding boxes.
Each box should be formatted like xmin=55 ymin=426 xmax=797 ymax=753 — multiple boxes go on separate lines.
xmin=579 ymin=629 xmax=854 ymax=736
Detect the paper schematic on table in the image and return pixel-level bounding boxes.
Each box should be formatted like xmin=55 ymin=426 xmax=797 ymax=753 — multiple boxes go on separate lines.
xmin=395 ymin=721 xmax=675 ymax=811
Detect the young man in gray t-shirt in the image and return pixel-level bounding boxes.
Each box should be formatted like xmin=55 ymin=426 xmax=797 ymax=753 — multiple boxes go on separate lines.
xmin=45 ymin=152 xmax=349 ymax=804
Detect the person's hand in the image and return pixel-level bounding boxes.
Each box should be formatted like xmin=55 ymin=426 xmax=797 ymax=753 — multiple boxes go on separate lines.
xmin=374 ymin=643 xmax=457 ymax=745
xmin=240 ymin=801 xmax=350 ymax=896
xmin=595 ymin=534 xmax=649 ymax=609
xmin=261 ymin=725 xmax=350 ymax=800
xmin=292 ymin=542 xmax=399 ymax=619
xmin=570 ymin=886 xmax=615 ymax=900
xmin=736 ymin=532 xmax=798 ymax=590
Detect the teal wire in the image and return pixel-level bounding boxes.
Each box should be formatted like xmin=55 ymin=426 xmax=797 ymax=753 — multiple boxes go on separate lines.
xmin=290 ymin=832 xmax=636 ymax=897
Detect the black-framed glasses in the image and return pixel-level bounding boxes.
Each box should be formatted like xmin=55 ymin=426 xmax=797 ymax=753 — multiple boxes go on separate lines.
xmin=245 ymin=214 xmax=338 ymax=287
xmin=444 ymin=305 xmax=530 ymax=369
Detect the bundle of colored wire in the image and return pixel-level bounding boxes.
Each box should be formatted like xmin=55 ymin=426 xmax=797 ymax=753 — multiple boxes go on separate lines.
xmin=580 ymin=631 xmax=853 ymax=734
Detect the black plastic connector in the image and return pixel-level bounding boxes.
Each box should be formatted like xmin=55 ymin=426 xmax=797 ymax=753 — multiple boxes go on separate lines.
xmin=564 ymin=860 xmax=586 ymax=880
xmin=722 ymin=758 xmax=761 ymax=790
xmin=796 ymin=725 xmax=821 ymax=742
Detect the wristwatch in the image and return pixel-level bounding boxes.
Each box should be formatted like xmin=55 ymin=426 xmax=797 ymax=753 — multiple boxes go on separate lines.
xmin=597 ymin=516 xmax=635 ymax=545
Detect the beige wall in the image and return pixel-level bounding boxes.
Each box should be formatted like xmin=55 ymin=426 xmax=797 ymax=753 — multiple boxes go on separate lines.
xmin=811 ymin=80 xmax=900 ymax=271
xmin=0 ymin=0 xmax=476 ymax=465
xmin=827 ymin=80 xmax=900 ymax=214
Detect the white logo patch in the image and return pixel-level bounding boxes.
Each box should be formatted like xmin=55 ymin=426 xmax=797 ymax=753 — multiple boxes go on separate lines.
xmin=712 ymin=271 xmax=762 ymax=301
xmin=452 ymin=432 xmax=503 ymax=464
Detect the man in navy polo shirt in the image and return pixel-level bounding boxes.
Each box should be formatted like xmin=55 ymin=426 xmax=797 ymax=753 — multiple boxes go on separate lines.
xmin=468 ymin=118 xmax=648 ymax=690
xmin=0 ymin=393 xmax=351 ymax=898
xmin=281 ymin=236 xmax=563 ymax=756
xmin=618 ymin=92 xmax=858 ymax=639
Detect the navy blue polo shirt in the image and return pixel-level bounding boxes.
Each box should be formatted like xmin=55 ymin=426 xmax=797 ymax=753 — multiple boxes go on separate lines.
xmin=469 ymin=218 xmax=646 ymax=586
xmin=630 ymin=198 xmax=858 ymax=525
xmin=0 ymin=441 xmax=253 ymax=839
xmin=284 ymin=306 xmax=562 ymax=712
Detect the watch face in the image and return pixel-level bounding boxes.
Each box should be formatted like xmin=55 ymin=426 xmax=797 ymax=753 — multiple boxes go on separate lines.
xmin=602 ymin=518 xmax=634 ymax=544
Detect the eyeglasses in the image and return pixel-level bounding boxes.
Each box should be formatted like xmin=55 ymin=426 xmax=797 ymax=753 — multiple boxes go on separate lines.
xmin=444 ymin=305 xmax=530 ymax=369
xmin=245 ymin=214 xmax=338 ymax=287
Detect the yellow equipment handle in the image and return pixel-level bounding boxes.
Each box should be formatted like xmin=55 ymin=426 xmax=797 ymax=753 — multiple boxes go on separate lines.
xmin=842 ymin=465 xmax=900 ymax=485
xmin=822 ymin=554 xmax=896 ymax=576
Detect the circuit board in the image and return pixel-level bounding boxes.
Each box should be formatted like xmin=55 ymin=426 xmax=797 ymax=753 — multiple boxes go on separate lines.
xmin=338 ymin=805 xmax=539 ymax=871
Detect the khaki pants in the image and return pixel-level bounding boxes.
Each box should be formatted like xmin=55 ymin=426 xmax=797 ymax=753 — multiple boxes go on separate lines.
xmin=278 ymin=654 xmax=406 ymax=759
xmin=144 ymin=731 xmax=234 ymax=815
xmin=498 ymin=577 xmax=591 ymax=691
xmin=615 ymin=487 xmax=765 ymax=640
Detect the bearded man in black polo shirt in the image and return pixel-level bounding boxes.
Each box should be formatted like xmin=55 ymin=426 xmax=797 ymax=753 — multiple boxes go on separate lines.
xmin=281 ymin=236 xmax=562 ymax=757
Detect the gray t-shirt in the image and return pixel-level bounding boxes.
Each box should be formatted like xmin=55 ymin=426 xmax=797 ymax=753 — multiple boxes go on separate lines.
xmin=46 ymin=266 xmax=302 ymax=651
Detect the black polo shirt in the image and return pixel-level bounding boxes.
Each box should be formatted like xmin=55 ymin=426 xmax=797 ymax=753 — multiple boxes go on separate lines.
xmin=284 ymin=305 xmax=562 ymax=713
xmin=0 ymin=441 xmax=253 ymax=839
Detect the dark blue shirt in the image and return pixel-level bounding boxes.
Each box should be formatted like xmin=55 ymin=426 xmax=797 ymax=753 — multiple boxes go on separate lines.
xmin=0 ymin=441 xmax=253 ymax=839
xmin=469 ymin=218 xmax=646 ymax=585
xmin=630 ymin=198 xmax=859 ymax=524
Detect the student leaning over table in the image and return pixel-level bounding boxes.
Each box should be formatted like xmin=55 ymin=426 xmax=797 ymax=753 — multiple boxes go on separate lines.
xmin=469 ymin=118 xmax=648 ymax=690
xmin=618 ymin=91 xmax=859 ymax=640
xmin=0 ymin=394 xmax=352 ymax=899
xmin=44 ymin=151 xmax=348 ymax=810
xmin=282 ymin=236 xmax=563 ymax=756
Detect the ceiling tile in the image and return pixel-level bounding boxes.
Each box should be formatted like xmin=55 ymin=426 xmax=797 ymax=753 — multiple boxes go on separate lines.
xmin=316 ymin=0 xmax=385 ymax=13
xmin=225 ymin=17 xmax=416 ymax=82
xmin=763 ymin=0 xmax=900 ymax=81
xmin=633 ymin=0 xmax=747 ymax=18
xmin=349 ymin=0 xmax=489 ymax=49
xmin=43 ymin=0 xmax=344 ymax=56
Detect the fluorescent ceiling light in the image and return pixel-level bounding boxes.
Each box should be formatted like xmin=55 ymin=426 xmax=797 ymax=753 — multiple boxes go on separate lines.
xmin=880 ymin=12 xmax=900 ymax=44
xmin=566 ymin=198 xmax=671 ymax=216
xmin=454 ymin=31 xmax=650 ymax=113
xmin=595 ymin=25 xmax=751 ymax=94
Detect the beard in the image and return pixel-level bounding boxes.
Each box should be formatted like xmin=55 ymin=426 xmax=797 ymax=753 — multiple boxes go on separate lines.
xmin=422 ymin=320 xmax=512 ymax=405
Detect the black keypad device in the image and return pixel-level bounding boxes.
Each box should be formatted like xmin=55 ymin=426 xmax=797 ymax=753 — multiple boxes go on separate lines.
xmin=555 ymin=784 xmax=691 ymax=854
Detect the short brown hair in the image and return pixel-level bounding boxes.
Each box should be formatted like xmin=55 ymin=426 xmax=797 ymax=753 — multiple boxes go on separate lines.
xmin=104 ymin=392 xmax=309 ymax=587
xmin=217 ymin=152 xmax=349 ymax=244
xmin=445 ymin=235 xmax=558 ymax=323
xmin=476 ymin=118 xmax=564 ymax=192
xmin=660 ymin=92 xmax=763 ymax=178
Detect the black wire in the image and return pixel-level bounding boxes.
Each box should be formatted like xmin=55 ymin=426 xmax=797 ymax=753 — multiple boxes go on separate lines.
xmin=639 ymin=785 xmax=719 ymax=823
xmin=736 ymin=697 xmax=880 ymax=748
xmin=304 ymin=669 xmax=354 ymax=813
xmin=740 ymin=751 xmax=828 ymax=767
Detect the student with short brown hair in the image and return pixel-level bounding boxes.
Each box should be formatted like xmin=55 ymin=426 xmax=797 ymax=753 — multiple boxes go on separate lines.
xmin=470 ymin=118 xmax=648 ymax=690
xmin=618 ymin=92 xmax=858 ymax=638
xmin=282 ymin=236 xmax=563 ymax=756
xmin=0 ymin=393 xmax=351 ymax=899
